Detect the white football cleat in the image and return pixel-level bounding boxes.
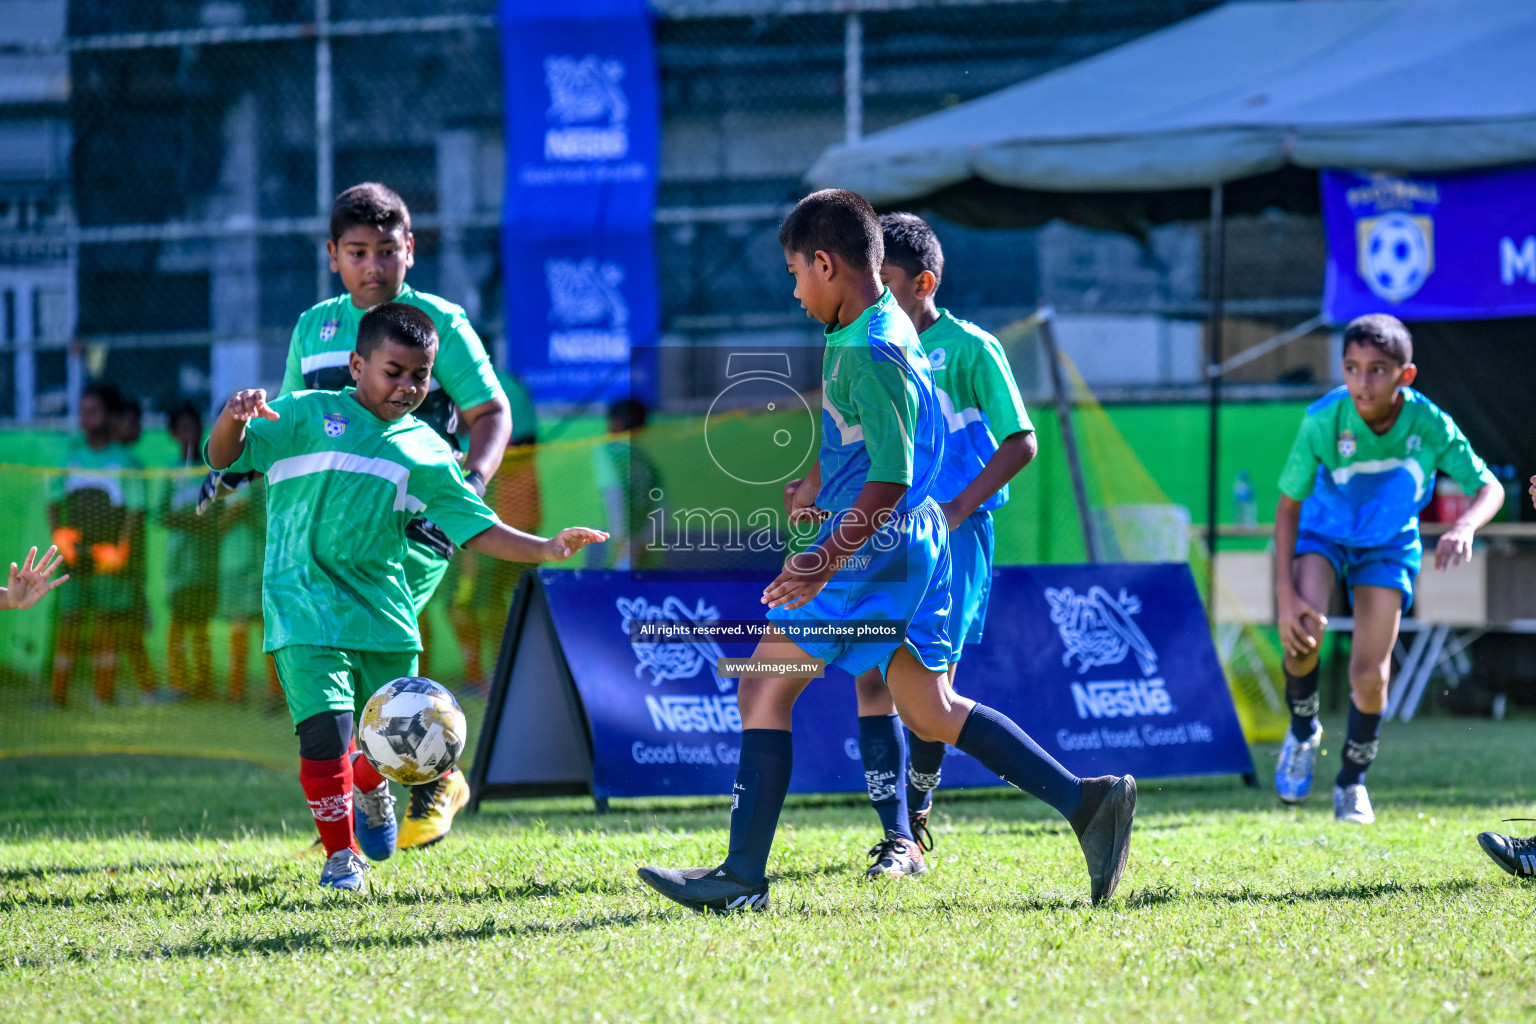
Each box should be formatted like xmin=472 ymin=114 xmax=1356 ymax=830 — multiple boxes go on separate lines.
xmin=1333 ymin=783 xmax=1375 ymax=825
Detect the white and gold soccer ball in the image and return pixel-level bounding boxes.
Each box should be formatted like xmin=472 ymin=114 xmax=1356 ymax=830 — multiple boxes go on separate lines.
xmin=358 ymin=676 xmax=467 ymax=786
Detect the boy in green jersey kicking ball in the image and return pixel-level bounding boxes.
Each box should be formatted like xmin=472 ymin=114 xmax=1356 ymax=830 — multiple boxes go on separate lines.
xmin=205 ymin=303 xmax=604 ymax=891
xmin=202 ymin=182 xmax=513 ymax=849
xmin=1274 ymin=314 xmax=1501 ymax=823
xmin=848 ymin=213 xmax=1039 ymax=878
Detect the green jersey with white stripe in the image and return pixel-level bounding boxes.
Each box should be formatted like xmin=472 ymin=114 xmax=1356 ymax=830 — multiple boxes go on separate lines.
xmin=920 ymin=309 xmax=1033 ymax=510
xmin=216 ymin=388 xmax=501 ymax=653
xmin=280 ymin=283 xmax=505 ymax=447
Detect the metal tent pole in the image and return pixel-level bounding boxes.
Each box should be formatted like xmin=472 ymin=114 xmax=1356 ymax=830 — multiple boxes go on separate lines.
xmin=315 ymin=0 xmax=334 ymax=303
xmin=1037 ymin=306 xmax=1100 ymax=562
xmin=1205 ymin=182 xmax=1226 ymax=620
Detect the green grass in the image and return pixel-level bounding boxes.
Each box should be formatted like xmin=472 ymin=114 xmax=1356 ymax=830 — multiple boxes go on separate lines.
xmin=4 ymin=716 xmax=1536 ymax=1022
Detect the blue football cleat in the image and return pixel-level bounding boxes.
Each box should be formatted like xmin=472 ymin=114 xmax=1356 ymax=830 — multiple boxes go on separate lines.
xmin=352 ymin=774 xmax=397 ymax=863
xmin=1275 ymin=723 xmax=1323 ymax=805
xmin=318 ymin=848 xmax=369 ymax=892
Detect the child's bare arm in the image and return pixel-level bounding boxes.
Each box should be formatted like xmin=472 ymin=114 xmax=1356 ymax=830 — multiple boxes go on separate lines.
xmin=939 ymin=430 xmax=1037 ymax=529
xmin=763 ymin=479 xmax=906 ymax=610
xmin=462 ymin=523 xmax=608 ymax=563
xmin=206 ymin=390 xmax=280 ymax=470
xmin=1434 ymin=479 xmax=1504 ymax=570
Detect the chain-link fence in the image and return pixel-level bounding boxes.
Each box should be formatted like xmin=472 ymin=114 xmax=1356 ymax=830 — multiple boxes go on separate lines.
xmin=0 ymin=0 xmax=1334 ymax=432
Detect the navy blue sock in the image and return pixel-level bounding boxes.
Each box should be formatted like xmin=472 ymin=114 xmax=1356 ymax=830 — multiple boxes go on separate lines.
xmin=858 ymin=715 xmax=912 ymax=840
xmin=1285 ymin=665 xmax=1321 ymax=742
xmin=954 ymin=704 xmax=1082 ymax=819
xmin=906 ymin=732 xmax=947 ymax=814
xmin=1336 ymin=703 xmax=1382 ymax=787
xmin=721 ymin=729 xmax=793 ymax=884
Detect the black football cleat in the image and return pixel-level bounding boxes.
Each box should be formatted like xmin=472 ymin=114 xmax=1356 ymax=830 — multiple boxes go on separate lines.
xmin=636 ymin=864 xmax=770 ymax=913
xmin=1477 ymin=831 xmax=1536 ymax=879
xmin=1070 ymin=774 xmax=1137 ymax=905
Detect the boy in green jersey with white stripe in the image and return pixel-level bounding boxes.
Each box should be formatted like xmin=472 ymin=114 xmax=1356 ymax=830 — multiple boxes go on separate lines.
xmin=849 ymin=213 xmax=1040 ymax=878
xmin=205 ymin=303 xmax=605 ymax=891
xmin=1274 ymin=314 xmax=1502 ymax=824
xmin=203 ymin=183 xmax=513 ymax=848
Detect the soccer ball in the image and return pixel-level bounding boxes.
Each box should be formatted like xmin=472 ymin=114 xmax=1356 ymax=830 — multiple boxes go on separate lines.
xmin=357 ymin=676 xmax=467 ymax=786
xmin=1362 ymin=212 xmax=1430 ymax=304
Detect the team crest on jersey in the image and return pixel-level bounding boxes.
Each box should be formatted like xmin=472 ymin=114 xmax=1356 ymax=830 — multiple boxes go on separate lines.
xmin=319 ymin=320 xmax=339 ymax=342
xmin=323 ymin=413 xmax=349 ymax=438
xmin=928 ymin=347 xmax=947 ymax=369
xmin=1406 ymin=434 xmax=1422 ymax=452
xmin=1338 ymin=430 xmax=1356 ymax=458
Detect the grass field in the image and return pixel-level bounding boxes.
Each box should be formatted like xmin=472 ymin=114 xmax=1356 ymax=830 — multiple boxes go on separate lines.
xmin=4 ymin=715 xmax=1536 ymax=1023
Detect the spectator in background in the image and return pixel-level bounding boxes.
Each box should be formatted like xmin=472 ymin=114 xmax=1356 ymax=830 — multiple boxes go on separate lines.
xmin=110 ymin=392 xmax=157 ymax=698
xmin=161 ymin=401 xmax=215 ymax=700
xmin=48 ymin=383 xmax=145 ymax=706
xmin=591 ymin=399 xmax=661 ymax=571
xmin=0 ymin=545 xmax=68 ymax=610
xmin=218 ymin=470 xmax=280 ymax=709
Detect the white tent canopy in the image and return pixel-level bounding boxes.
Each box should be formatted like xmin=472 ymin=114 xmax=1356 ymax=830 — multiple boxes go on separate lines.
xmin=808 ymin=0 xmax=1536 ymax=202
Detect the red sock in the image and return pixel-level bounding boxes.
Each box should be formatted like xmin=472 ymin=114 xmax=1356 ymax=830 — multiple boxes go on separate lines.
xmin=299 ymin=755 xmax=357 ymax=856
xmin=350 ymin=750 xmax=388 ymax=792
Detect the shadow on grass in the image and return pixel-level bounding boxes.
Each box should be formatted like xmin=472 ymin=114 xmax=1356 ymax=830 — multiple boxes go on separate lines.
xmin=1116 ymin=875 xmax=1483 ymax=910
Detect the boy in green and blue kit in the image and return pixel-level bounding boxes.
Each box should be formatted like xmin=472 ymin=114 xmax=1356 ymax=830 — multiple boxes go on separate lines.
xmin=849 ymin=213 xmax=1039 ymax=879
xmin=637 ymin=190 xmax=1134 ymax=913
xmin=204 ymin=302 xmax=604 ymax=891
xmin=202 ymin=182 xmax=513 ymax=848
xmin=1273 ymin=314 xmax=1501 ymax=824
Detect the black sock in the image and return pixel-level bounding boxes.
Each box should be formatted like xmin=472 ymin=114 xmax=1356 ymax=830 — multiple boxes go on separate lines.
xmin=1336 ymin=703 xmax=1381 ymax=788
xmin=953 ymin=704 xmax=1082 ymax=819
xmin=906 ymin=732 xmax=947 ymax=814
xmin=1285 ymin=665 xmax=1321 ymax=742
xmin=721 ymin=729 xmax=793 ymax=884
xmin=858 ymin=715 xmax=912 ymax=840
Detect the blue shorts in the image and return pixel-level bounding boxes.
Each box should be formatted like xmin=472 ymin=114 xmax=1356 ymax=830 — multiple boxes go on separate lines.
xmin=946 ymin=509 xmax=995 ymax=663
xmin=768 ymin=498 xmax=952 ymax=677
xmin=1294 ymin=529 xmax=1420 ymax=608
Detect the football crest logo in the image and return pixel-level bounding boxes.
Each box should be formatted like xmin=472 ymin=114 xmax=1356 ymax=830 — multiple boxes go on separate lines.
xmin=1338 ymin=430 xmax=1356 ymax=458
xmin=319 ymin=320 xmax=339 ymax=343
xmin=323 ymin=413 xmax=349 ymax=438
xmin=1406 ymin=434 xmax=1422 ymax=453
xmin=928 ymin=347 xmax=947 ymax=369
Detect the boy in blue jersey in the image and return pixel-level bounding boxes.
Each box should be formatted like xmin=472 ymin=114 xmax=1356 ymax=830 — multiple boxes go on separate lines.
xmin=843 ymin=213 xmax=1039 ymax=879
xmin=636 ymin=190 xmax=1135 ymax=913
xmin=1274 ymin=314 xmax=1502 ymax=823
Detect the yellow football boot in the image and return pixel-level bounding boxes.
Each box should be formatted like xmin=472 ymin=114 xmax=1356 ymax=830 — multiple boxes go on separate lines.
xmin=397 ymin=769 xmax=470 ymax=850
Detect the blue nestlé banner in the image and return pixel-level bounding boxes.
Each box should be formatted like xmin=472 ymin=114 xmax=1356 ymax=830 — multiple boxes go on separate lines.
xmin=500 ymin=0 xmax=658 ymax=404
xmin=1323 ymin=165 xmax=1536 ymax=323
xmin=534 ymin=564 xmax=1253 ymax=800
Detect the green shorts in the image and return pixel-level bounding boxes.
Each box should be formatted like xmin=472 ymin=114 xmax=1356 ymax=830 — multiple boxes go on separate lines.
xmin=272 ymin=645 xmax=419 ymax=728
xmin=404 ymin=535 xmax=452 ymax=616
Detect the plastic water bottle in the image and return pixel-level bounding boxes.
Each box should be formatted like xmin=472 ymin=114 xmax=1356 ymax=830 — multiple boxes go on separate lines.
xmin=1233 ymin=468 xmax=1257 ymax=527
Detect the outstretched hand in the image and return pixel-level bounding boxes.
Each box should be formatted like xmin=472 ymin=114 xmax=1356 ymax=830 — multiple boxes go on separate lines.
xmin=226 ymin=389 xmax=281 ymax=423
xmin=543 ymin=527 xmax=609 ymax=562
xmin=2 ymin=545 xmax=69 ymax=610
xmin=762 ymin=548 xmax=835 ymax=611
xmin=1434 ymin=523 xmax=1475 ymax=571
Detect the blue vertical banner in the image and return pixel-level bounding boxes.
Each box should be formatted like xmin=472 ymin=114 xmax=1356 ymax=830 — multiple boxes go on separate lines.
xmin=500 ymin=0 xmax=658 ymax=403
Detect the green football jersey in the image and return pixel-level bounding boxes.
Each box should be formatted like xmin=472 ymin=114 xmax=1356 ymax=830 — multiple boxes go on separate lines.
xmin=280 ymin=283 xmax=505 ymax=446
xmin=920 ymin=309 xmax=1033 ymax=510
xmin=216 ymin=388 xmax=501 ymax=653
xmin=1278 ymin=386 xmax=1494 ymax=548
xmin=49 ymin=439 xmax=146 ymax=545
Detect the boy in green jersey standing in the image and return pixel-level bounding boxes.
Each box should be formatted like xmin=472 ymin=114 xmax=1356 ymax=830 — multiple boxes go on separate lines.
xmin=848 ymin=213 xmax=1039 ymax=878
xmin=1274 ymin=314 xmax=1502 ymax=823
xmin=204 ymin=303 xmax=604 ymax=891
xmin=48 ymin=383 xmax=145 ymax=707
xmin=203 ymin=182 xmax=513 ymax=848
